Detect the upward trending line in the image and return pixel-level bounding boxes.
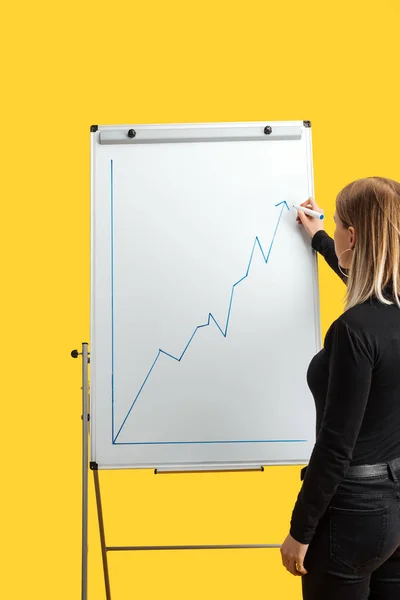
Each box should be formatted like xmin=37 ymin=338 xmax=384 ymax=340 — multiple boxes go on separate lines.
xmin=113 ymin=201 xmax=290 ymax=442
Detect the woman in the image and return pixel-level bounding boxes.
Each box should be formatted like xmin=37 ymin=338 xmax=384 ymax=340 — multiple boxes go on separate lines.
xmin=280 ymin=177 xmax=400 ymax=600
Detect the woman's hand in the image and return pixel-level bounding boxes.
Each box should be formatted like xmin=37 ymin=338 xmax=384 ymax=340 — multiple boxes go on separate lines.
xmin=296 ymin=197 xmax=325 ymax=239
xmin=280 ymin=533 xmax=309 ymax=576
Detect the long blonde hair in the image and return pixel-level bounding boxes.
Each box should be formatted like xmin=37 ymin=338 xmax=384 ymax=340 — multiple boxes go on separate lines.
xmin=336 ymin=177 xmax=400 ymax=310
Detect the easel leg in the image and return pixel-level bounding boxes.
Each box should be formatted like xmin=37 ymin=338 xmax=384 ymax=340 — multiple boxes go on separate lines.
xmin=81 ymin=343 xmax=89 ymax=600
xmin=93 ymin=469 xmax=112 ymax=600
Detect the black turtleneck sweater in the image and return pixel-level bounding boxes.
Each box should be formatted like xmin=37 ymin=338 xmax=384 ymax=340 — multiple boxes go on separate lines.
xmin=289 ymin=230 xmax=400 ymax=544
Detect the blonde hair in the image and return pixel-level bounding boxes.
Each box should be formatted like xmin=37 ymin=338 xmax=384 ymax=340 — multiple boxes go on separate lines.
xmin=336 ymin=177 xmax=400 ymax=310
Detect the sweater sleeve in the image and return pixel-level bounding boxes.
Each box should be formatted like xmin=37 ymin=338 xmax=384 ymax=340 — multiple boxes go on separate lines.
xmin=311 ymin=230 xmax=347 ymax=283
xmin=289 ymin=319 xmax=373 ymax=544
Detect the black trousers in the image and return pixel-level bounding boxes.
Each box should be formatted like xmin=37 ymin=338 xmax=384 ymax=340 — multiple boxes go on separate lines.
xmin=301 ymin=459 xmax=400 ymax=600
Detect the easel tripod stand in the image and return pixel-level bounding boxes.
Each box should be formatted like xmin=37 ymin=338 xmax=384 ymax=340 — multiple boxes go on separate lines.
xmin=72 ymin=342 xmax=281 ymax=600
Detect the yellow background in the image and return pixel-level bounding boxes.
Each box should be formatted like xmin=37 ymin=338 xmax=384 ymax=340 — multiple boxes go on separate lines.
xmin=2 ymin=1 xmax=400 ymax=598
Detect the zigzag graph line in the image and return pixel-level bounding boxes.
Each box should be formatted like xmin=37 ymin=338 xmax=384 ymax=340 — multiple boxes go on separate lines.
xmin=111 ymin=171 xmax=295 ymax=444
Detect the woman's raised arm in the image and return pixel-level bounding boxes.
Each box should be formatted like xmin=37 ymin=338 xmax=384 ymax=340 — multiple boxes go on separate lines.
xmin=296 ymin=197 xmax=347 ymax=283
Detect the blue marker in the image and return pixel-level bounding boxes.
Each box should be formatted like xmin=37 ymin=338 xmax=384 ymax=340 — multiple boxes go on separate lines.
xmin=293 ymin=203 xmax=324 ymax=220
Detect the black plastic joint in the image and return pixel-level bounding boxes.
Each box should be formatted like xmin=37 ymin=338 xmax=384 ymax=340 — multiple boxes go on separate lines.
xmin=303 ymin=120 xmax=311 ymax=128
xmin=90 ymin=462 xmax=98 ymax=470
xmin=90 ymin=125 xmax=99 ymax=132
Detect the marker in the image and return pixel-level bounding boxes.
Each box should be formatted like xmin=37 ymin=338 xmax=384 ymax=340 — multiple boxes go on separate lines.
xmin=292 ymin=204 xmax=324 ymax=220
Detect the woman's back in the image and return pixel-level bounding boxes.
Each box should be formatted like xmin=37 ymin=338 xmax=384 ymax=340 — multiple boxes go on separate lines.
xmin=332 ymin=300 xmax=400 ymax=464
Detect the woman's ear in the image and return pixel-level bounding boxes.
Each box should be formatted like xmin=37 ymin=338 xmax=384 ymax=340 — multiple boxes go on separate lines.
xmin=348 ymin=226 xmax=356 ymax=249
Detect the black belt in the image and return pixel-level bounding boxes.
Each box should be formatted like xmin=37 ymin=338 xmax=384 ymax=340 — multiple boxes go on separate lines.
xmin=300 ymin=456 xmax=400 ymax=481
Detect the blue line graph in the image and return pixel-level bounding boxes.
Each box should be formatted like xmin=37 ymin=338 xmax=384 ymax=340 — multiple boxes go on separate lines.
xmin=109 ymin=162 xmax=304 ymax=445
